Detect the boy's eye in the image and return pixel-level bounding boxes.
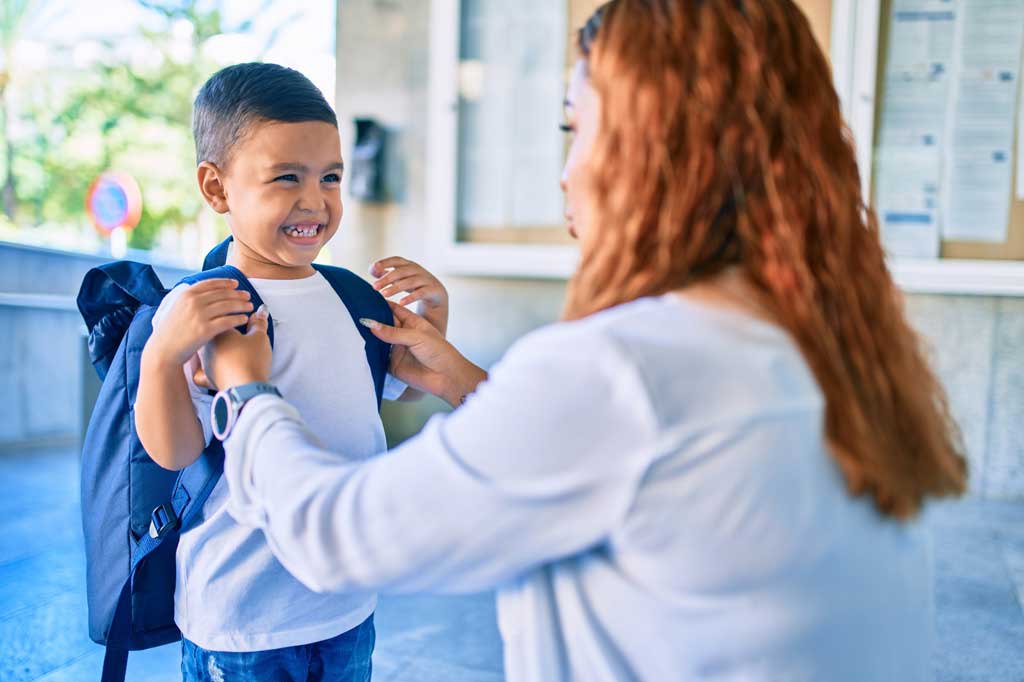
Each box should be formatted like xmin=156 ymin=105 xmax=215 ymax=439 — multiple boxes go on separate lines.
xmin=321 ymin=173 xmax=341 ymax=183
xmin=274 ymin=174 xmax=300 ymax=183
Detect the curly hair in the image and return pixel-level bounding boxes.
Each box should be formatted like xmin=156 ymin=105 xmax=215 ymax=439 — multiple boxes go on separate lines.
xmin=564 ymin=0 xmax=967 ymax=519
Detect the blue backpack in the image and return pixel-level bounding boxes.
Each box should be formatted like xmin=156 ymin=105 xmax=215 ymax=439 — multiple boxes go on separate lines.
xmin=76 ymin=237 xmax=392 ymax=682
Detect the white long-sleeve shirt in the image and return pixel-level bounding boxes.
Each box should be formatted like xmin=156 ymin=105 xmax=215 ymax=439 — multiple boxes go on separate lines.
xmin=224 ymin=294 xmax=933 ymax=681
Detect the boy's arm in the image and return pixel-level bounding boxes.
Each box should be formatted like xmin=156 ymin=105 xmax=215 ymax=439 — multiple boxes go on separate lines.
xmin=136 ymin=351 xmax=206 ymax=471
xmin=135 ymin=279 xmax=255 ymax=470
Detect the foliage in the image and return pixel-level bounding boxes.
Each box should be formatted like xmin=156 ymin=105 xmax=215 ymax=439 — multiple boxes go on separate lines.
xmin=5 ymin=0 xmax=279 ymax=250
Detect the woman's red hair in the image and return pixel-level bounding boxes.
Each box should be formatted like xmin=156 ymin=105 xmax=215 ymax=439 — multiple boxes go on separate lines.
xmin=565 ymin=0 xmax=966 ymax=519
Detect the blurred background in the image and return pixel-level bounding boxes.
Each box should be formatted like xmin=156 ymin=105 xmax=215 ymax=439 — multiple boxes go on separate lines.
xmin=1 ymin=0 xmax=1023 ymax=680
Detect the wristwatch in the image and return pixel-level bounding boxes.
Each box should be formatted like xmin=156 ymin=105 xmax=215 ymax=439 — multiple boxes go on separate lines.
xmin=211 ymin=382 xmax=282 ymax=441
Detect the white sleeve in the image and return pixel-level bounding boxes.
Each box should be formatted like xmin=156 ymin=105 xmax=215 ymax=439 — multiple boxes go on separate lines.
xmin=223 ymin=324 xmax=658 ymax=594
xmin=382 ymin=372 xmax=407 ymax=401
xmin=151 ymin=283 xmax=214 ymax=446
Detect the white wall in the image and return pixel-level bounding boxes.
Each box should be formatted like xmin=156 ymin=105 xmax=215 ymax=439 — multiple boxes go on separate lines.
xmin=333 ymin=0 xmax=569 ymax=443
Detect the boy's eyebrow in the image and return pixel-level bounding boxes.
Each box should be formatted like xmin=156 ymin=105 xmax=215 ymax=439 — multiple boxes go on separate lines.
xmin=268 ymin=161 xmax=345 ymax=173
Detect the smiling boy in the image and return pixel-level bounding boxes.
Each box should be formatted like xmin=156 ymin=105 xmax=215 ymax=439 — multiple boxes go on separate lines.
xmin=134 ymin=63 xmax=447 ymax=681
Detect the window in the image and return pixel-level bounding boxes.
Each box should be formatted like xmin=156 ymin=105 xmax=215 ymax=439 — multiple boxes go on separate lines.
xmin=428 ymin=0 xmax=604 ymax=278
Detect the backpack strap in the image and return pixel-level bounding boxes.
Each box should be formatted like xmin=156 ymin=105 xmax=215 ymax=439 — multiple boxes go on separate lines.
xmin=202 ymin=237 xmax=393 ymax=407
xmin=77 ymin=261 xmax=166 ymax=380
xmin=313 ymin=264 xmax=393 ymax=408
xmin=181 ymin=264 xmax=276 ymax=348
xmin=101 ymin=442 xmax=226 ymax=682
xmin=100 ymin=265 xmax=273 ymax=682
xmin=202 ymin=236 xmax=233 ymax=271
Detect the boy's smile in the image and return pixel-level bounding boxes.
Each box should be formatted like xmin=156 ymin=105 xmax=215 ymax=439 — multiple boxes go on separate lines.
xmin=199 ymin=120 xmax=344 ymax=279
xmin=282 ymin=222 xmax=326 ymax=245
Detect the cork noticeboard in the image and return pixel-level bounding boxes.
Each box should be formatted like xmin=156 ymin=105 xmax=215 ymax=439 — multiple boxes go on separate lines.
xmin=871 ymin=0 xmax=1024 ymax=261
xmin=463 ymin=0 xmax=1024 ymax=259
xmin=942 ymin=124 xmax=1024 ymax=260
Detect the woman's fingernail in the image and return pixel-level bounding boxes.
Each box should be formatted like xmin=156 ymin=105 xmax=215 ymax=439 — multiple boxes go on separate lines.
xmin=359 ymin=317 xmax=379 ymax=329
xmin=257 ymin=304 xmax=269 ymax=318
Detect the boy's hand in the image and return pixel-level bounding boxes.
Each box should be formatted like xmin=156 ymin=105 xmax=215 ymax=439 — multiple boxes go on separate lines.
xmin=370 ymin=257 xmax=449 ymax=337
xmin=146 ymin=279 xmax=254 ymax=367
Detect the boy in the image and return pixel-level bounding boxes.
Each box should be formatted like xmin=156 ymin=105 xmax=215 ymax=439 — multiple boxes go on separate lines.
xmin=135 ymin=63 xmax=448 ymax=681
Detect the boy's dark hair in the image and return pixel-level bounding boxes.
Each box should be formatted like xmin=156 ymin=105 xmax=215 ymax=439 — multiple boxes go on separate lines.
xmin=193 ymin=62 xmax=337 ymax=166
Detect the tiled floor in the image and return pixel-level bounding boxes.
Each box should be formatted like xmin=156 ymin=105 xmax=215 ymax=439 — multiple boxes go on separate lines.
xmin=0 ymin=448 xmax=502 ymax=682
xmin=1 ymin=447 xmax=1022 ymax=681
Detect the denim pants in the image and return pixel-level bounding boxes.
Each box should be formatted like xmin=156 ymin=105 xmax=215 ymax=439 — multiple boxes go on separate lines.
xmin=181 ymin=614 xmax=375 ymax=682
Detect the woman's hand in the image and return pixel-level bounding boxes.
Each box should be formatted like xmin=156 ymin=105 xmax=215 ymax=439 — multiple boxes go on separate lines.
xmin=362 ymin=302 xmax=487 ymax=408
xmin=200 ymin=305 xmax=272 ymax=391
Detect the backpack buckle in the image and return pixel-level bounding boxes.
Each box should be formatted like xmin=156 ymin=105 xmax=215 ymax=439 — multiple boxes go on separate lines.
xmin=148 ymin=503 xmax=178 ymax=539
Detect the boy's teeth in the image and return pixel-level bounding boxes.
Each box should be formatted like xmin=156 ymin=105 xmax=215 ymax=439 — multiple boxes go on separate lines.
xmin=285 ymin=224 xmax=319 ymax=237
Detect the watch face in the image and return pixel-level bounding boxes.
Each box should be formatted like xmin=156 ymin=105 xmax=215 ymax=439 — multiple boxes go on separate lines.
xmin=212 ymin=392 xmax=232 ymax=441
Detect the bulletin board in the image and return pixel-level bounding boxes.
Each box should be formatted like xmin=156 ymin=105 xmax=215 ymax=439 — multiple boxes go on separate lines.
xmin=871 ymin=0 xmax=1024 ymax=261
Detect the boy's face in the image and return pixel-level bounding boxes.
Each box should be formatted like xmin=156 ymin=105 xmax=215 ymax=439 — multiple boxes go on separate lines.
xmin=205 ymin=120 xmax=344 ymax=275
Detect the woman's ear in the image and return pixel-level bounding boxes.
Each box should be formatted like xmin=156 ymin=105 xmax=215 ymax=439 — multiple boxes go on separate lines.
xmin=197 ymin=161 xmax=229 ymax=214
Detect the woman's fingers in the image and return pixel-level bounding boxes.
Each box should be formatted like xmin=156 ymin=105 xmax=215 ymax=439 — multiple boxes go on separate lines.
xmin=388 ymin=300 xmax=435 ymax=331
xmin=360 ymin=317 xmax=423 ymax=347
xmin=247 ymin=305 xmax=270 ymax=336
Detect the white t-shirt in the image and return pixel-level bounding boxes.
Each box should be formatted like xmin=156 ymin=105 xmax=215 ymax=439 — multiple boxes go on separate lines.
xmin=225 ymin=293 xmax=933 ymax=681
xmin=152 ymin=271 xmax=405 ymax=652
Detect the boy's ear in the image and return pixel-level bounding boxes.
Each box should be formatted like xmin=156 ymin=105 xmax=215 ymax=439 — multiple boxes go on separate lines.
xmin=197 ymin=162 xmax=229 ymax=214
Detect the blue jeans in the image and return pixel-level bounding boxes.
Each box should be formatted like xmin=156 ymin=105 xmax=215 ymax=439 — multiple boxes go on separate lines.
xmin=181 ymin=614 xmax=375 ymax=682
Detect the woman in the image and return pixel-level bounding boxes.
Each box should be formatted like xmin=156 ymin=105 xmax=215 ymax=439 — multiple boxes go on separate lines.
xmin=207 ymin=1 xmax=966 ymax=679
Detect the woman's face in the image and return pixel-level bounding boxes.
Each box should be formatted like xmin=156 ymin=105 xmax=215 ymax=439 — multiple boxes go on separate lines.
xmin=561 ymin=60 xmax=600 ymax=242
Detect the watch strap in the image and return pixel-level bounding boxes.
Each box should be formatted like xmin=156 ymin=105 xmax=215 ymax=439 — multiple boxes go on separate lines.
xmin=228 ymin=382 xmax=281 ymax=407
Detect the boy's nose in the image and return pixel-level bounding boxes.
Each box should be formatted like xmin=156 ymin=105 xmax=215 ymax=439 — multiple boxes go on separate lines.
xmin=297 ymin=182 xmax=327 ymax=212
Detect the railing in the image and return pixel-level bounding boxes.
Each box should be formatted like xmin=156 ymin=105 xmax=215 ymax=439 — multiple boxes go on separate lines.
xmin=0 ymin=241 xmax=191 ymax=452
xmin=0 ymin=293 xmax=80 ymax=312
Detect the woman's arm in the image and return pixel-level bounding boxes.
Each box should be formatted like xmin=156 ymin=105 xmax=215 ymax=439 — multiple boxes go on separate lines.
xmin=219 ymin=323 xmax=657 ymax=595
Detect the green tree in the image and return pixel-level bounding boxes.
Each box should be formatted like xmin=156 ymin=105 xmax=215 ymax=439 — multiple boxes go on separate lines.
xmin=0 ymin=0 xmax=51 ymax=221
xmin=15 ymin=0 xmax=285 ymax=250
